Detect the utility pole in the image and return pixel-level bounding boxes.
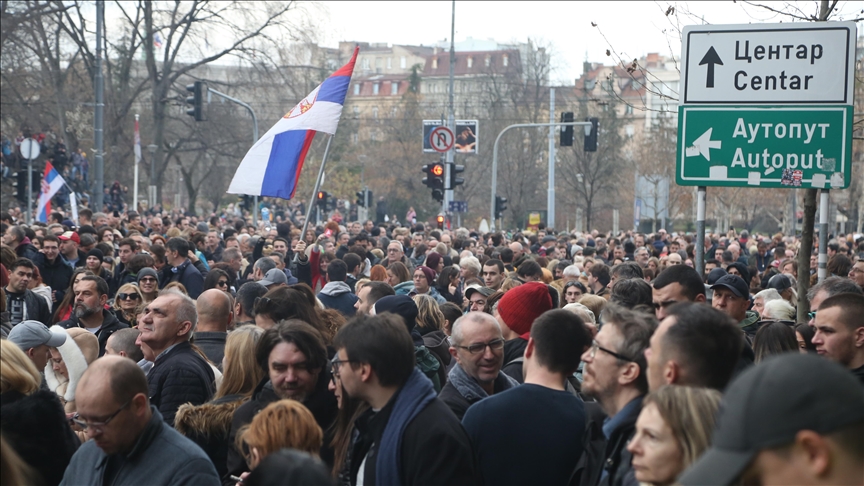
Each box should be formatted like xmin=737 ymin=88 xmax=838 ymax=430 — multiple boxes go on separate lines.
xmin=444 ymin=0 xmax=456 ymax=216
xmin=547 ymin=88 xmax=555 ymax=228
xmin=93 ymin=1 xmax=104 ymax=212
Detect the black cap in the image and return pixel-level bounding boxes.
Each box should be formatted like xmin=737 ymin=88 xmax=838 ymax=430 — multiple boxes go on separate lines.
xmin=679 ymin=354 xmax=864 ymax=486
xmin=373 ymin=295 xmax=418 ymax=333
xmin=706 ymin=267 xmax=727 ymax=285
xmin=725 ymin=262 xmax=750 ymax=283
xmin=710 ymin=274 xmax=749 ymax=298
xmin=767 ymin=273 xmax=792 ymax=292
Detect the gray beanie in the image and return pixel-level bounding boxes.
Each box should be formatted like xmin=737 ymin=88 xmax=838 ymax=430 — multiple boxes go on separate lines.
xmin=137 ymin=267 xmax=159 ymax=285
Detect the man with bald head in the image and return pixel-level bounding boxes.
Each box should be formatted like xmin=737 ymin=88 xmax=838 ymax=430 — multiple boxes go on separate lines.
xmin=139 ymin=290 xmax=214 ymax=425
xmin=61 ymin=356 xmax=219 ymax=485
xmin=509 ymin=242 xmax=525 ymax=268
xmin=193 ymin=288 xmax=233 ymax=368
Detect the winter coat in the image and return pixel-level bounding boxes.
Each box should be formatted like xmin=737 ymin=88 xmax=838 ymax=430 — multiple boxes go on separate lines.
xmin=175 ymin=394 xmax=247 ymax=480
xmin=34 ymin=254 xmax=73 ymax=305
xmin=45 ymin=326 xmax=99 ymax=413
xmin=1 ymin=389 xmax=80 ymax=486
xmin=318 ymin=281 xmax=359 ymax=317
xmin=59 ymin=309 xmax=128 ymax=357
xmin=6 ymin=288 xmax=52 ymax=326
xmin=438 ymin=364 xmax=519 ymax=420
xmin=161 ymin=259 xmax=204 ymax=299
xmin=224 ymin=372 xmax=338 ymax=485
xmin=59 ymin=407 xmax=220 ymax=486
xmin=348 ymin=375 xmax=477 ymax=486
xmin=14 ymin=237 xmax=40 ymax=262
xmin=146 ymin=341 xmax=215 ymax=426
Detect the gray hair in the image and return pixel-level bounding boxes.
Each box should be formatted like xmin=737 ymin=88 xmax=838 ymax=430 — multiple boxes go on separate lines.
xmin=806 ymin=276 xmax=863 ymax=305
xmin=563 ymin=302 xmax=596 ymax=324
xmin=459 ymin=256 xmax=481 ymax=274
xmin=753 ymin=288 xmax=782 ymax=304
xmin=451 ymin=311 xmax=501 ymax=347
xmin=563 ymin=265 xmax=581 ymax=278
xmin=159 ymin=288 xmax=198 ymax=334
xmin=253 ymin=257 xmax=277 ymax=273
xmin=222 ymin=247 xmax=242 ymax=262
xmin=762 ymin=299 xmax=796 ymax=321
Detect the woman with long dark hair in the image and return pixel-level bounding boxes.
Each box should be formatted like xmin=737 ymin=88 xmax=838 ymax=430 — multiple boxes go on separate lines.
xmin=52 ymin=269 xmax=94 ymax=324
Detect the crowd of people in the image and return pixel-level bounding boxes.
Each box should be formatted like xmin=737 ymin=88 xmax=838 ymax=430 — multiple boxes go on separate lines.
xmin=1 ymin=206 xmax=863 ymax=486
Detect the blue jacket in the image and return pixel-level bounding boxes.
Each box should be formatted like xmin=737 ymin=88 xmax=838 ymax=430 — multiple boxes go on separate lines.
xmin=317 ymin=281 xmax=358 ymax=317
xmin=60 ymin=407 xmax=219 ymax=486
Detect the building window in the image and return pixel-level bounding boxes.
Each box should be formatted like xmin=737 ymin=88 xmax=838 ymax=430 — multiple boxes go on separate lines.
xmin=432 ymin=57 xmax=438 ymax=69
xmin=373 ymin=83 xmax=379 ymax=95
xmin=503 ymin=54 xmax=508 ymax=67
xmin=485 ymin=55 xmax=491 ymax=67
xmin=391 ymin=82 xmax=399 ymax=95
xmin=387 ymin=57 xmax=392 ymax=69
xmin=400 ymin=56 xmax=406 ymax=69
xmin=625 ymin=104 xmax=633 ymax=115
xmin=467 ymin=56 xmax=473 ymax=68
xmin=361 ymin=58 xmax=369 ymax=70
xmin=353 ymin=84 xmax=360 ymax=95
xmin=372 ymin=107 xmax=378 ymax=119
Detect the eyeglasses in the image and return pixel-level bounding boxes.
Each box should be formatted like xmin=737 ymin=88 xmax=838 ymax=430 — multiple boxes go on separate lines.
xmin=139 ymin=277 xmax=156 ymax=283
xmin=330 ymin=356 xmax=357 ymax=381
xmin=588 ymin=340 xmax=634 ymax=362
xmin=455 ymin=338 xmax=505 ymax=355
xmin=808 ymin=311 xmax=817 ymax=321
xmin=217 ymin=280 xmax=228 ymax=287
xmin=117 ymin=293 xmax=140 ymax=301
xmin=72 ymin=399 xmax=131 ymax=431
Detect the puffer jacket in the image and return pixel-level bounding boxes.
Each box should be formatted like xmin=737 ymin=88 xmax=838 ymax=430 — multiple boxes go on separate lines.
xmin=175 ymin=394 xmax=247 ymax=480
xmin=146 ymin=341 xmax=215 ymax=426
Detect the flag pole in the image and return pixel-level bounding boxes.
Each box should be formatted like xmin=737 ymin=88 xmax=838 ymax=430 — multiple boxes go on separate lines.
xmin=133 ymin=114 xmax=140 ymax=210
xmin=296 ymin=134 xmax=334 ymax=262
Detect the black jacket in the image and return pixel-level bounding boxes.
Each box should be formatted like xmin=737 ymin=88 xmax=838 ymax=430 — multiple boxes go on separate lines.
xmin=597 ymin=398 xmax=642 ymax=486
xmin=14 ymin=239 xmax=40 ymax=262
xmin=501 ymin=337 xmax=528 ymax=383
xmin=6 ymin=288 xmax=52 ymax=326
xmin=34 ymin=254 xmax=73 ymax=304
xmin=146 ymin=341 xmax=215 ymax=426
xmin=349 ymin=394 xmax=477 ymax=486
xmin=570 ymin=401 xmax=610 ymax=486
xmin=1 ymin=389 xmax=80 ymax=486
xmin=161 ymin=259 xmax=204 ymax=299
xmin=59 ymin=310 xmax=128 ymax=357
xmin=224 ymin=372 xmax=338 ymax=485
xmin=438 ymin=371 xmax=514 ymax=421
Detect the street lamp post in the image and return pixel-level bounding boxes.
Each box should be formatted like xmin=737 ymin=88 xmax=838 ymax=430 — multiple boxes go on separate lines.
xmin=147 ymin=144 xmax=157 ymax=209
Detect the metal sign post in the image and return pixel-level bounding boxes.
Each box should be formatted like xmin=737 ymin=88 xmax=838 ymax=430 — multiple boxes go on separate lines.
xmin=19 ymin=138 xmax=40 ymax=224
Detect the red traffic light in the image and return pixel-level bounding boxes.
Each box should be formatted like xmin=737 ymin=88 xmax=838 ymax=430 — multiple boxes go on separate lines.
xmin=431 ymin=164 xmax=444 ymax=177
xmin=317 ymin=191 xmax=325 ymax=199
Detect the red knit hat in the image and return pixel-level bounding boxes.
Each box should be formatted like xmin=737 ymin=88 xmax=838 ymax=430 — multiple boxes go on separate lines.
xmin=497 ymin=281 xmax=553 ymax=339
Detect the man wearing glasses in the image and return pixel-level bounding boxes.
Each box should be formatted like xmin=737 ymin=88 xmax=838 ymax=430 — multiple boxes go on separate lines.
xmin=575 ymin=305 xmax=656 ymax=486
xmin=438 ymin=312 xmax=519 ymax=420
xmin=59 ymin=276 xmax=128 ymax=357
xmin=62 ymin=356 xmax=220 ymax=485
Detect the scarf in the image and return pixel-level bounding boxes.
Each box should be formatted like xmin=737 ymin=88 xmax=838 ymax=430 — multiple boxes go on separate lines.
xmin=375 ymin=368 xmax=436 ymax=486
xmin=448 ymin=362 xmax=519 ymax=402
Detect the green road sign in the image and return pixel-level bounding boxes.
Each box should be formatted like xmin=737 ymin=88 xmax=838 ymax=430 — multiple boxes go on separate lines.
xmin=676 ymin=105 xmax=852 ymax=189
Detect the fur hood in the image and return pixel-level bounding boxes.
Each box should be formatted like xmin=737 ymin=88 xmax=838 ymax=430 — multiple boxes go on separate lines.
xmin=174 ymin=397 xmax=246 ymax=439
xmin=44 ymin=326 xmax=98 ymax=403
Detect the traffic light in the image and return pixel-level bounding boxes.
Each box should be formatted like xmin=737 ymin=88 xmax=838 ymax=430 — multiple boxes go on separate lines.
xmin=355 ymin=190 xmax=365 ymax=207
xmin=185 ymin=81 xmax=208 ymax=121
xmin=584 ymin=117 xmax=599 ymax=152
xmin=422 ymin=163 xmax=445 ymax=202
xmin=12 ymin=171 xmax=26 ymax=202
xmin=436 ymin=214 xmax=445 ymax=229
xmin=560 ymin=112 xmax=574 ymax=146
xmin=316 ymin=190 xmax=330 ymax=209
xmin=447 ymin=163 xmax=464 ymax=189
xmin=494 ymin=195 xmax=508 ymax=220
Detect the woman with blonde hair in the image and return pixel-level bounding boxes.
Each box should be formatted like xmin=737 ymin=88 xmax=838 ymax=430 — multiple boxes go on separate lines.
xmin=627 ymin=386 xmax=722 ymax=486
xmin=175 ymin=325 xmax=265 ymax=479
xmin=413 ymin=294 xmax=451 ymax=378
xmin=113 ymin=283 xmax=144 ymax=327
xmin=578 ymin=294 xmax=608 ymax=324
xmin=236 ymin=400 xmax=323 ymax=472
xmin=1 ymin=340 xmax=78 ymax=486
xmin=45 ymin=327 xmax=99 ymax=414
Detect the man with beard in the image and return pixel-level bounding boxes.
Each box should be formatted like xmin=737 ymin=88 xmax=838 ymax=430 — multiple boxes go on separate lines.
xmin=59 ymin=275 xmax=127 ymax=356
xmin=225 ymin=321 xmax=337 ymax=484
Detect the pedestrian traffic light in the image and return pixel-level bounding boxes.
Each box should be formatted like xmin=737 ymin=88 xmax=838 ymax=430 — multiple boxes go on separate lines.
xmin=560 ymin=112 xmax=574 ymax=146
xmin=494 ymin=195 xmax=508 ymax=220
xmin=12 ymin=171 xmax=26 ymax=202
xmin=185 ymin=81 xmax=208 ymax=122
xmin=355 ymin=190 xmax=365 ymax=207
xmin=447 ymin=163 xmax=465 ymax=189
xmin=584 ymin=117 xmax=599 ymax=152
xmin=436 ymin=214 xmax=445 ymax=229
xmin=422 ymin=163 xmax=445 ymax=202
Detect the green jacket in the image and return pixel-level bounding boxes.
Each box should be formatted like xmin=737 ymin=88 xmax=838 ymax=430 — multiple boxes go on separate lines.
xmin=740 ymin=310 xmax=761 ymax=343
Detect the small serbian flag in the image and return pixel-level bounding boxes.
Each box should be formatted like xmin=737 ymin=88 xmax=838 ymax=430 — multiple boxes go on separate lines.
xmin=228 ymin=46 xmax=359 ymax=200
xmin=37 ymin=161 xmax=65 ymax=223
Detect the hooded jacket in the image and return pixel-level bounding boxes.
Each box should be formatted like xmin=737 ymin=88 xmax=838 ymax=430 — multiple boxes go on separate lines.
xmin=317 ymin=281 xmax=358 ymax=317
xmin=59 ymin=309 xmax=128 ymax=357
xmin=45 ymin=326 xmax=99 ymax=413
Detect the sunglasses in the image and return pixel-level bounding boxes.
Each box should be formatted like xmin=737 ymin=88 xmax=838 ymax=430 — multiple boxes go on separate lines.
xmin=117 ymin=293 xmax=140 ymax=301
xmin=217 ymin=280 xmax=228 ymax=287
xmin=139 ymin=277 xmax=156 ymax=283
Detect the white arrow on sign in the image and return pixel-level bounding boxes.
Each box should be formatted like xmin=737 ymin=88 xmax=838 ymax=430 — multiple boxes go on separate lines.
xmin=685 ymin=128 xmax=722 ymax=161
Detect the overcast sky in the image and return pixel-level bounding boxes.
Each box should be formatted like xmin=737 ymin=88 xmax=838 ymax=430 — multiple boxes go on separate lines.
xmin=316 ymin=1 xmax=863 ymax=84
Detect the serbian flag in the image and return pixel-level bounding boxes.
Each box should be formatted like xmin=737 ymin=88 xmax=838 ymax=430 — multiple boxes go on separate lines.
xmin=228 ymin=46 xmax=359 ymax=200
xmin=37 ymin=161 xmax=65 ymax=223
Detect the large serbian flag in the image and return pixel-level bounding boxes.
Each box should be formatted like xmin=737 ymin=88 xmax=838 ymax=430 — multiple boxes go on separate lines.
xmin=228 ymin=46 xmax=359 ymax=200
xmin=37 ymin=161 xmax=65 ymax=223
